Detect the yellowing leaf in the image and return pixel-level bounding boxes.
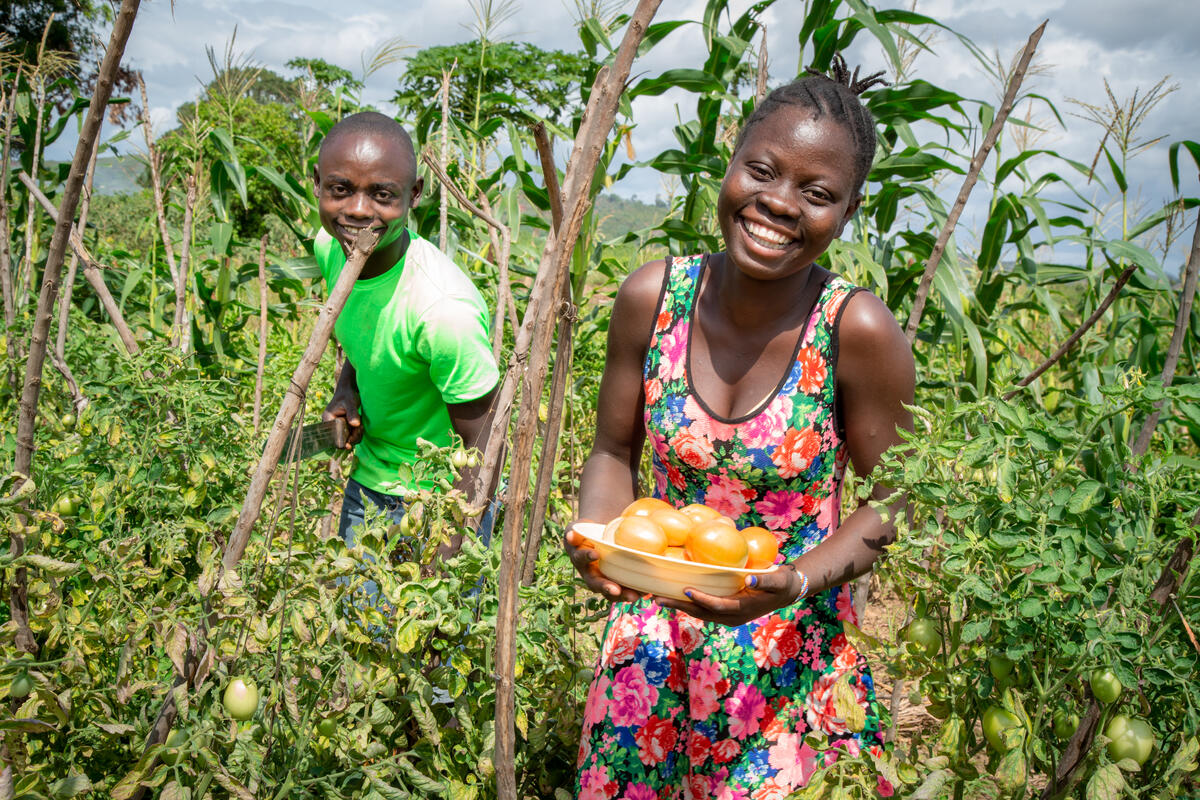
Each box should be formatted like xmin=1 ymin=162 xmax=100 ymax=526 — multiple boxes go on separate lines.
xmin=832 ymin=673 xmax=866 ymax=733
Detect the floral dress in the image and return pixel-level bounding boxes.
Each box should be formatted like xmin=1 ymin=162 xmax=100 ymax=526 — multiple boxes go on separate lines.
xmin=575 ymin=255 xmax=888 ymax=800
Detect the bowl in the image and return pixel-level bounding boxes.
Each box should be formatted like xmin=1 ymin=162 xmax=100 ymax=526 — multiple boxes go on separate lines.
xmin=573 ymin=520 xmax=775 ymax=601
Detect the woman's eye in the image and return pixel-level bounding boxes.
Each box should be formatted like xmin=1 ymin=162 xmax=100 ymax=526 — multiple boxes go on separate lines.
xmin=748 ymin=164 xmax=771 ymax=179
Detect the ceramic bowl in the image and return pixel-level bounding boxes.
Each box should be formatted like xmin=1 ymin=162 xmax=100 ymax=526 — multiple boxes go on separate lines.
xmin=573 ymin=520 xmax=775 ymax=601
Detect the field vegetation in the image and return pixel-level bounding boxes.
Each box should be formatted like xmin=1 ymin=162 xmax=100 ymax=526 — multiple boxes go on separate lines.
xmin=1 ymin=0 xmax=1197 ymax=798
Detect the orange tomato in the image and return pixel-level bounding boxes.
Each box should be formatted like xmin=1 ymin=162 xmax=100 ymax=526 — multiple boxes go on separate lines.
xmin=679 ymin=503 xmax=722 ymax=524
xmin=613 ymin=515 xmax=668 ymax=555
xmin=649 ymin=508 xmax=693 ymax=547
xmin=741 ymin=526 xmax=779 ymax=569
xmin=664 ymin=546 xmax=688 ymax=561
xmin=686 ymin=520 xmax=749 ymax=568
xmin=623 ymin=497 xmax=674 ymax=517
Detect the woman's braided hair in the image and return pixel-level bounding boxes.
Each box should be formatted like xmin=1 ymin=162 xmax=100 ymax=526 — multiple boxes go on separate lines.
xmin=734 ymin=54 xmax=889 ymax=194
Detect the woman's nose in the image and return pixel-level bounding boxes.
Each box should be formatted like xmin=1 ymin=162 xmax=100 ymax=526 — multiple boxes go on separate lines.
xmin=759 ymin=184 xmax=800 ymax=219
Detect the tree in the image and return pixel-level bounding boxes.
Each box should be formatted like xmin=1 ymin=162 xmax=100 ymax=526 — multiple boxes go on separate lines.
xmin=392 ymin=40 xmax=590 ymax=131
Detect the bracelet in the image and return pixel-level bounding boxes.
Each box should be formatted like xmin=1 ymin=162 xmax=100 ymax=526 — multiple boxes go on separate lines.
xmin=789 ymin=565 xmax=810 ymax=602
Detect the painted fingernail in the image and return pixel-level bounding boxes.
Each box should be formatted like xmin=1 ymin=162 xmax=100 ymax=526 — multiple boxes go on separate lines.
xmin=684 ymin=591 xmax=694 ymax=599
xmin=749 ymin=576 xmax=758 ymax=587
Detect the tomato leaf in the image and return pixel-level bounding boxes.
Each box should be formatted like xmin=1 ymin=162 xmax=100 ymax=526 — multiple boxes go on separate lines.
xmin=1086 ymin=763 xmax=1127 ymax=800
xmin=1067 ymin=481 xmax=1104 ymax=514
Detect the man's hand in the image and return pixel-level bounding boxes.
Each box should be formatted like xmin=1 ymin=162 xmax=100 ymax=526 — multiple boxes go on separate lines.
xmin=323 ymin=363 xmax=363 ymax=449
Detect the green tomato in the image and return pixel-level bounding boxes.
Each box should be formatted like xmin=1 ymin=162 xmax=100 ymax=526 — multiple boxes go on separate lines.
xmin=53 ymin=495 xmax=78 ymax=517
xmin=161 ymin=729 xmax=187 ymax=766
xmin=1053 ymin=708 xmax=1080 ymax=740
xmin=316 ymin=717 xmax=338 ymax=738
xmin=903 ymin=618 xmax=942 ymax=658
xmin=451 ymin=449 xmax=469 ymax=469
xmin=61 ymin=413 xmax=76 ymax=430
xmin=223 ymin=677 xmax=259 ymax=720
xmin=9 ymin=671 xmax=34 ymax=698
xmin=1089 ymin=668 xmax=1122 ymax=705
xmin=989 ymin=655 xmax=1015 ymax=681
xmin=1106 ymin=714 xmax=1154 ymax=767
xmin=466 ymin=452 xmax=480 ymax=469
xmin=982 ymin=706 xmax=1025 ymax=752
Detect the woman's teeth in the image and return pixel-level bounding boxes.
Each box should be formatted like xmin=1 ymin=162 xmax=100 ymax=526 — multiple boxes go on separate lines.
xmin=743 ymin=219 xmax=793 ymax=250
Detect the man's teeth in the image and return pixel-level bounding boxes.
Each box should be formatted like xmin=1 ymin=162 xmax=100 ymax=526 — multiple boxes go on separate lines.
xmin=743 ymin=219 xmax=793 ymax=249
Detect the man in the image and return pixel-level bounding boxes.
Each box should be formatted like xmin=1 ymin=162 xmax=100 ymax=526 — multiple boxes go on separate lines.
xmin=313 ymin=111 xmax=499 ymax=544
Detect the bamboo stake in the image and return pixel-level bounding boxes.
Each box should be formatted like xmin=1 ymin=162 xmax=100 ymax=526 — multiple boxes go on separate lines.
xmin=19 ymin=173 xmax=141 ymax=356
xmin=172 ymin=176 xmax=196 ymax=351
xmin=138 ymin=73 xmax=178 ymax=280
xmin=254 ymin=233 xmax=268 ymax=434
xmin=56 ymin=124 xmax=103 ymax=361
xmin=520 ymin=123 xmax=570 ymax=586
xmin=903 ymin=21 xmax=1046 ymax=342
xmin=492 ymin=4 xmax=662 ymax=796
xmin=1002 ymin=262 xmax=1137 ymax=401
xmin=9 ymin=1 xmax=141 ymax=666
xmin=224 ymin=227 xmax=378 ymax=570
xmin=133 ymin=228 xmax=380 ymax=776
xmin=1131 ymin=207 xmax=1200 ymax=455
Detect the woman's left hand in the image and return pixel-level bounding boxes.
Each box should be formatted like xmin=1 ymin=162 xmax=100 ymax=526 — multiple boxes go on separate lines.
xmin=654 ymin=567 xmax=797 ymax=626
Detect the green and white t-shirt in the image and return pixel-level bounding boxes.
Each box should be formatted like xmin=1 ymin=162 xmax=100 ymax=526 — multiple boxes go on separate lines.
xmin=315 ymin=229 xmax=499 ymax=493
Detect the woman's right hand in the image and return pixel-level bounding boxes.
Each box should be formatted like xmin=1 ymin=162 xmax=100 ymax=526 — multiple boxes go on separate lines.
xmin=564 ymin=523 xmax=643 ymax=603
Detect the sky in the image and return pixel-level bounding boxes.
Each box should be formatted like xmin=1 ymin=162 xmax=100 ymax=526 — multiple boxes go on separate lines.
xmin=53 ymin=0 xmax=1200 ymax=270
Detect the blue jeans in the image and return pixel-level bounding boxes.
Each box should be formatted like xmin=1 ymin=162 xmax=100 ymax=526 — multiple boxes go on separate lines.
xmin=337 ymin=478 xmax=498 ymax=549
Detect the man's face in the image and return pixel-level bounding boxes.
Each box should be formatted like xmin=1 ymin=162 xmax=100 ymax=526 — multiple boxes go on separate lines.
xmin=313 ymin=131 xmax=423 ymax=255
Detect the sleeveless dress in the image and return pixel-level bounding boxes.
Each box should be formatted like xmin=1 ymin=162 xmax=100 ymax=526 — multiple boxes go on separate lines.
xmin=575 ymin=255 xmax=887 ymax=800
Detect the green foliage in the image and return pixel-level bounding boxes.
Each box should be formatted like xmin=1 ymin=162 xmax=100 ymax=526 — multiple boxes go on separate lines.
xmin=868 ymin=377 xmax=1200 ymax=797
xmin=393 ymin=40 xmax=590 ymax=130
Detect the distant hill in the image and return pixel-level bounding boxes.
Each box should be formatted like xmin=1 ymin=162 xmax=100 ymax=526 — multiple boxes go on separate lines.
xmin=593 ymin=193 xmax=669 ymax=239
xmin=43 ymin=154 xmax=144 ymax=196
xmin=91 ymin=155 xmax=144 ymax=195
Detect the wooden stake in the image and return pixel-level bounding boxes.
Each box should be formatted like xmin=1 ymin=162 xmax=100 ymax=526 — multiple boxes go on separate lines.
xmin=904 ymin=21 xmax=1046 ymax=342
xmin=492 ymin=4 xmax=663 ymax=797
xmin=56 ymin=123 xmax=103 ymax=362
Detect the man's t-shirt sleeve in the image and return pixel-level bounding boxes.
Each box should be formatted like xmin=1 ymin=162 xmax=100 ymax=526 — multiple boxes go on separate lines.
xmin=416 ymin=297 xmax=500 ymax=404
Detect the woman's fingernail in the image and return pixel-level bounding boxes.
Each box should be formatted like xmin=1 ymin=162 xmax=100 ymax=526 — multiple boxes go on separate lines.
xmin=748 ymin=576 xmax=758 ymax=587
xmin=684 ymin=591 xmax=693 ymax=599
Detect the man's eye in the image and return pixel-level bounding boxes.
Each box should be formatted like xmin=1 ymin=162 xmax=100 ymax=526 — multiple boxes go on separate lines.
xmin=375 ymin=192 xmax=394 ymax=201
xmin=748 ymin=164 xmax=771 ymax=179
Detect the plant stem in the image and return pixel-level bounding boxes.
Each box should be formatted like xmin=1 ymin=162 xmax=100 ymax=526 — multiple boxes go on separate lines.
xmin=254 ymin=233 xmax=268 ymax=434
xmin=56 ymin=126 xmax=102 ymax=362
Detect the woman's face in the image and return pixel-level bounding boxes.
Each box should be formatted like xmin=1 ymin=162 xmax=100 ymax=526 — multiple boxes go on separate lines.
xmin=717 ymin=105 xmax=861 ymax=282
